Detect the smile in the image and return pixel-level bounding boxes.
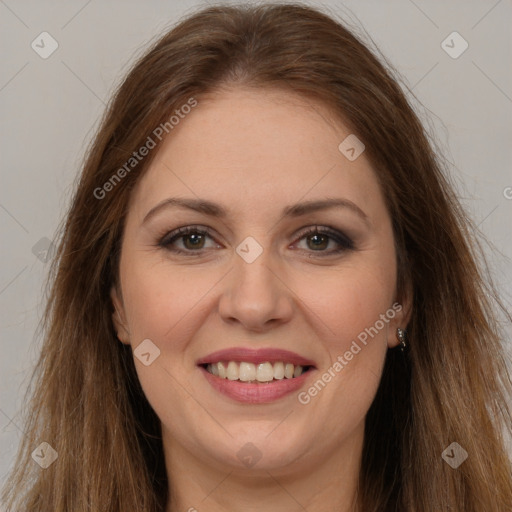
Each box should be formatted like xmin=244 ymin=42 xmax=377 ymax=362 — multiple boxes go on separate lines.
xmin=203 ymin=361 xmax=311 ymax=382
xmin=197 ymin=347 xmax=317 ymax=403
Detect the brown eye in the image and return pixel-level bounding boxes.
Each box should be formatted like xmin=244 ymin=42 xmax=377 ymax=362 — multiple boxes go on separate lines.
xmin=182 ymin=232 xmax=206 ymax=250
xmin=306 ymin=232 xmax=330 ymax=250
xmin=294 ymin=226 xmax=354 ymax=255
xmin=159 ymin=226 xmax=218 ymax=255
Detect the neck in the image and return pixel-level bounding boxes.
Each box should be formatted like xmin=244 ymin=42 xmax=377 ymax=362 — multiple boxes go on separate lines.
xmin=163 ymin=424 xmax=364 ymax=512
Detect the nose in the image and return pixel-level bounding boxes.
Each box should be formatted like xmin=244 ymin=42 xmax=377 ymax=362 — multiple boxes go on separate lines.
xmin=217 ymin=247 xmax=294 ymax=333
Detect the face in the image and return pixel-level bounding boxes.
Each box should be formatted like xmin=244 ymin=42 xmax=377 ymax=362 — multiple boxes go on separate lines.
xmin=111 ymin=87 xmax=410 ymax=478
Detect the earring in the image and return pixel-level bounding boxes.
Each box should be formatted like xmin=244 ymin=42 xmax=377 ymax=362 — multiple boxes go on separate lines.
xmin=397 ymin=328 xmax=407 ymax=352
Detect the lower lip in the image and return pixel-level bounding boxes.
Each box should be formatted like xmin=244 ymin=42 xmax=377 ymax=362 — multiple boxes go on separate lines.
xmin=199 ymin=366 xmax=313 ymax=404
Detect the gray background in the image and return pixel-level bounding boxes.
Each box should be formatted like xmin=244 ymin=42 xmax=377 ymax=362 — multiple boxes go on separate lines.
xmin=1 ymin=0 xmax=511 ymax=485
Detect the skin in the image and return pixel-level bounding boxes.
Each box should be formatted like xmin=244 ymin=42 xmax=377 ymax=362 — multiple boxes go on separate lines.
xmin=111 ymin=86 xmax=411 ymax=512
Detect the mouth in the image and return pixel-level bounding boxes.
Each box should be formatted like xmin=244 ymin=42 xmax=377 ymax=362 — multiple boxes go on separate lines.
xmin=196 ymin=348 xmax=317 ymax=403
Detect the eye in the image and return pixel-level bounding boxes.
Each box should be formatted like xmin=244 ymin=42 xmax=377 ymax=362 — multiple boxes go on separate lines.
xmin=158 ymin=225 xmax=219 ymax=255
xmin=292 ymin=225 xmax=354 ymax=256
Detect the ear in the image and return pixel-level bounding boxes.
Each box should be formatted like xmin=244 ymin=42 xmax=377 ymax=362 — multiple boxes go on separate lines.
xmin=387 ymin=279 xmax=413 ymax=349
xmin=110 ymin=285 xmax=131 ymax=345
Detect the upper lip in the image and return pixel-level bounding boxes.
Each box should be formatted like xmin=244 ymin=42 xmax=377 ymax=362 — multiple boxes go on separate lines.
xmin=196 ymin=347 xmax=317 ymax=367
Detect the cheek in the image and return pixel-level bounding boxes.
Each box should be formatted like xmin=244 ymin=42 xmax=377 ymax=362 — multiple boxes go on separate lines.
xmin=119 ymin=258 xmax=216 ymax=436
xmin=121 ymin=256 xmax=214 ymax=346
xmin=295 ymin=257 xmax=396 ymax=351
xmin=291 ymin=254 xmax=396 ymax=417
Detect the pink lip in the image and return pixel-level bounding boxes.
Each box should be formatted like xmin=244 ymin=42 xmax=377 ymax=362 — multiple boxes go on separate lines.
xmin=196 ymin=347 xmax=317 ymax=404
xmin=199 ymin=366 xmax=315 ymax=404
xmin=196 ymin=347 xmax=316 ymax=367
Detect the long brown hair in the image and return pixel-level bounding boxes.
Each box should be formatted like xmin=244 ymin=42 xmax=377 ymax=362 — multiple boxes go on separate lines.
xmin=2 ymin=2 xmax=511 ymax=511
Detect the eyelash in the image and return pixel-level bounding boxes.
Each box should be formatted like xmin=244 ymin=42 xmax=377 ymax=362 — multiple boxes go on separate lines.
xmin=157 ymin=224 xmax=354 ymax=257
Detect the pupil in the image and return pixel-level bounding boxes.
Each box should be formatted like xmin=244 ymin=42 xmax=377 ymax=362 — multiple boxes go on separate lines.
xmin=185 ymin=234 xmax=203 ymax=249
xmin=309 ymin=234 xmax=327 ymax=250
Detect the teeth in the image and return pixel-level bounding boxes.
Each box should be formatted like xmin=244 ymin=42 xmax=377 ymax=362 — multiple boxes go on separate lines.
xmin=239 ymin=362 xmax=256 ymax=382
xmin=273 ymin=361 xmax=285 ymax=379
xmin=205 ymin=361 xmax=306 ymax=381
xmin=256 ymin=362 xmax=274 ymax=382
xmin=218 ymin=361 xmax=227 ymax=379
xmin=226 ymin=361 xmax=239 ymax=380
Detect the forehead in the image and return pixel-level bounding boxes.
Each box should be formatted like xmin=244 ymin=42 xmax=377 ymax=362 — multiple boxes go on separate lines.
xmin=127 ymin=87 xmax=386 ymax=225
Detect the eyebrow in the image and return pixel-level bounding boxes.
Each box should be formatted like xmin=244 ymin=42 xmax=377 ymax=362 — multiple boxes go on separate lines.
xmin=142 ymin=197 xmax=370 ymax=226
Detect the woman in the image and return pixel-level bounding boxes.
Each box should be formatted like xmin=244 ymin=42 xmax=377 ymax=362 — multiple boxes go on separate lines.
xmin=2 ymin=2 xmax=511 ymax=511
